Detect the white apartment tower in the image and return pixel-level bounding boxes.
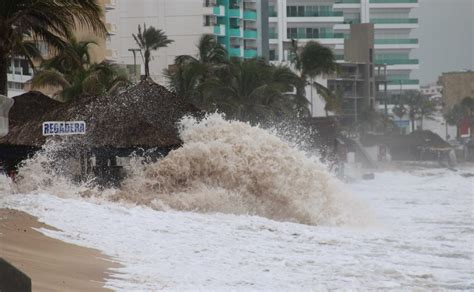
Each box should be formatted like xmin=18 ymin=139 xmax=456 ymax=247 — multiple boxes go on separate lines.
xmin=104 ymin=0 xmax=215 ymax=84
xmin=268 ymin=0 xmax=419 ymax=95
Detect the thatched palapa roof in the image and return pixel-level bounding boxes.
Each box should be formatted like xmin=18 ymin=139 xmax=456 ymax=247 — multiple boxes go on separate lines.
xmin=0 ymin=79 xmax=202 ymax=148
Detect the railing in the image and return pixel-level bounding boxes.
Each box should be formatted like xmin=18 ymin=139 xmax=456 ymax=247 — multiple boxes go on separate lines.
xmin=387 ymin=79 xmax=420 ymax=85
xmin=375 ymin=59 xmax=419 ymax=65
xmin=244 ymin=30 xmax=257 ymax=38
xmin=370 ymin=0 xmax=417 ymax=3
xmin=244 ymin=49 xmax=257 ymax=58
xmin=375 ymin=38 xmax=418 ymax=44
xmin=243 ymin=10 xmax=257 ymax=20
xmin=335 ymin=0 xmax=360 ymax=3
xmin=229 ymin=47 xmax=242 ymax=57
xmin=288 ymin=32 xmax=345 ymax=39
xmin=229 ymin=28 xmax=242 ymax=37
xmin=371 ymin=18 xmax=418 ymax=24
xmin=229 ymin=9 xmax=241 ymax=18
xmin=287 ymin=10 xmax=343 ymax=17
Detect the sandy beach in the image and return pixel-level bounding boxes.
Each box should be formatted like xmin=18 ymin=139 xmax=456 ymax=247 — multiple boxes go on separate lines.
xmin=0 ymin=208 xmax=119 ymax=292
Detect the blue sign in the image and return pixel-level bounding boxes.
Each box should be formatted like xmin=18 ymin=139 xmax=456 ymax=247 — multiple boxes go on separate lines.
xmin=394 ymin=120 xmax=410 ymax=128
xmin=42 ymin=121 xmax=86 ymax=136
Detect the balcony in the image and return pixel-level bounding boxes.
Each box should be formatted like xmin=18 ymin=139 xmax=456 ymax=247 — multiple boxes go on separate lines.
xmin=371 ymin=18 xmax=418 ymax=24
xmin=289 ymin=32 xmax=345 ymax=40
xmin=370 ymin=0 xmax=418 ymax=8
xmin=269 ymin=31 xmax=278 ymax=39
xmin=229 ymin=47 xmax=242 ymax=57
xmin=287 ymin=11 xmax=343 ymax=17
xmin=213 ymin=6 xmax=225 ymax=16
xmin=370 ymin=0 xmax=417 ymax=3
xmin=374 ymin=38 xmax=418 ymax=49
xmin=213 ymin=24 xmax=226 ymax=36
xmin=244 ymin=30 xmax=257 ymax=39
xmin=244 ymin=49 xmax=257 ymax=59
xmin=243 ymin=10 xmax=257 ymax=20
xmin=375 ymin=59 xmax=419 ymax=65
xmin=375 ymin=39 xmax=418 ymax=44
xmin=229 ymin=9 xmax=242 ymax=18
xmin=388 ymin=79 xmax=419 ymax=85
xmin=229 ymin=28 xmax=243 ymax=37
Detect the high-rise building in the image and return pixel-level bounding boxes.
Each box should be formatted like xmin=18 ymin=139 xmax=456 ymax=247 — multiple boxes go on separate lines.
xmin=268 ymin=0 xmax=419 ymax=96
xmin=105 ymin=0 xmax=217 ymax=84
xmin=203 ymin=0 xmax=269 ymax=60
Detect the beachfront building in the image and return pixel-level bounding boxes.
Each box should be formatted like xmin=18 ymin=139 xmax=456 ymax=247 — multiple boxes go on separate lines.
xmin=6 ymin=0 xmax=114 ymax=97
xmin=203 ymin=0 xmax=269 ymax=60
xmin=104 ymin=0 xmax=214 ymax=84
xmin=268 ymin=0 xmax=419 ymax=96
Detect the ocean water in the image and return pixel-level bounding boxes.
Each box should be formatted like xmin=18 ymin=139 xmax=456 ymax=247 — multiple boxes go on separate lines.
xmin=0 ymin=114 xmax=472 ymax=290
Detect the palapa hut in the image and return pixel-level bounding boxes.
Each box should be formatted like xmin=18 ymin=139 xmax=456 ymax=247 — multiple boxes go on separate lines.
xmin=361 ymin=130 xmax=453 ymax=162
xmin=0 ymin=79 xmax=202 ymax=182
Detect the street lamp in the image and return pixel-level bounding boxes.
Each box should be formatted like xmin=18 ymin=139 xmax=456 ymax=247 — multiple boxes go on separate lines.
xmin=128 ymin=48 xmax=141 ymax=83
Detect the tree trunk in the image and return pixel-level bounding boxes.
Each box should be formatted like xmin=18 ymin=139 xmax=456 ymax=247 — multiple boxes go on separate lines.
xmin=0 ymin=55 xmax=8 ymax=96
xmin=144 ymin=50 xmax=150 ymax=79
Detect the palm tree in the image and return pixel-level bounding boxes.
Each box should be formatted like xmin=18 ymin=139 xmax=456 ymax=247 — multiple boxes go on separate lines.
xmin=165 ymin=34 xmax=227 ymax=106
xmin=0 ymin=0 xmax=106 ymax=96
xmin=290 ymin=40 xmax=338 ymax=116
xmin=133 ymin=24 xmax=174 ymax=79
xmin=444 ymin=104 xmax=466 ymax=139
xmin=418 ymin=96 xmax=437 ymax=130
xmin=203 ymin=58 xmax=308 ymax=122
xmin=31 ymin=39 xmax=129 ymax=101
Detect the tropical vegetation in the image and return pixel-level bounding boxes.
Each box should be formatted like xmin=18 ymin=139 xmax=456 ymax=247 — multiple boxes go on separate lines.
xmin=31 ymin=38 xmax=129 ymax=101
xmin=392 ymin=90 xmax=437 ymax=132
xmin=289 ymin=40 xmax=338 ymax=115
xmin=444 ymin=96 xmax=474 ymax=138
xmin=165 ymin=34 xmax=309 ymax=123
xmin=133 ymin=24 xmax=174 ymax=79
xmin=0 ymin=0 xmax=106 ymax=96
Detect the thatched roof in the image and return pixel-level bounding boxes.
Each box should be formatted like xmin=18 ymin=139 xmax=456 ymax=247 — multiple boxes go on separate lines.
xmin=0 ymin=80 xmax=202 ymax=148
xmin=361 ymin=130 xmax=451 ymax=150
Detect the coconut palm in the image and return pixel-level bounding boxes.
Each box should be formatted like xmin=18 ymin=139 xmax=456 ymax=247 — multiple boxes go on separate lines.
xmin=290 ymin=40 xmax=338 ymax=115
xmin=165 ymin=34 xmax=228 ymax=106
xmin=31 ymin=39 xmax=129 ymax=101
xmin=203 ymin=58 xmax=308 ymax=122
xmin=0 ymin=0 xmax=106 ymax=96
xmin=133 ymin=24 xmax=174 ymax=79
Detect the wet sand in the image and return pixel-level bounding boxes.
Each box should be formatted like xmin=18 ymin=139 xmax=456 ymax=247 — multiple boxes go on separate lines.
xmin=0 ymin=209 xmax=119 ymax=292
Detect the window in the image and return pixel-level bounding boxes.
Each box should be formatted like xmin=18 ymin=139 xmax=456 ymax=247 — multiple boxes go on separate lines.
xmin=269 ymin=50 xmax=276 ymax=61
xmin=7 ymin=82 xmax=24 ymax=90
xmin=287 ymin=28 xmax=297 ymax=39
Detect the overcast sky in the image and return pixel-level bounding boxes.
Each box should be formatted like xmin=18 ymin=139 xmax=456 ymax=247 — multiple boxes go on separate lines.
xmin=411 ymin=0 xmax=474 ymax=85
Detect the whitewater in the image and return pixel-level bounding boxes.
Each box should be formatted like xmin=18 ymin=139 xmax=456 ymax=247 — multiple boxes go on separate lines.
xmin=1 ymin=114 xmax=473 ymax=290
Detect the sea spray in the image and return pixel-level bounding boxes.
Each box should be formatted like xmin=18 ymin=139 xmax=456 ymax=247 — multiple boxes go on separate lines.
xmin=5 ymin=114 xmax=369 ymax=225
xmin=117 ymin=114 xmax=367 ymax=225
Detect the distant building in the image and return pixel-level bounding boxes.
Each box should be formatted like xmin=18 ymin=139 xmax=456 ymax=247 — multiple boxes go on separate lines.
xmin=421 ymin=83 xmax=442 ymax=98
xmin=268 ymin=0 xmax=419 ymax=96
xmin=439 ymin=71 xmax=474 ymax=112
xmin=204 ymin=0 xmax=269 ymax=60
xmin=327 ymin=24 xmax=387 ymax=124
